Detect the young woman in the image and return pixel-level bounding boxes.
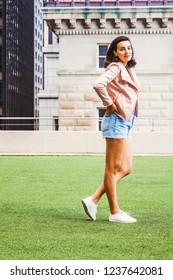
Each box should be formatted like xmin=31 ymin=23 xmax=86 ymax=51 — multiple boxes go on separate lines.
xmin=82 ymin=36 xmax=140 ymax=223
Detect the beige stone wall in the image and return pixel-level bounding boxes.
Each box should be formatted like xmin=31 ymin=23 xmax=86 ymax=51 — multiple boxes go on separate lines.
xmin=58 ymin=34 xmax=173 ymax=131
xmin=42 ymin=6 xmax=173 ymax=132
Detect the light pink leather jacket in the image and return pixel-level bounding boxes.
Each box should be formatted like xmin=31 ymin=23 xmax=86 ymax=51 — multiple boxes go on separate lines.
xmin=94 ymin=62 xmax=140 ymax=121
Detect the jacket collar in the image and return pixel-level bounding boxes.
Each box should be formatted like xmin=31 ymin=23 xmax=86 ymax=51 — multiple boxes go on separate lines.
xmin=118 ymin=62 xmax=140 ymax=92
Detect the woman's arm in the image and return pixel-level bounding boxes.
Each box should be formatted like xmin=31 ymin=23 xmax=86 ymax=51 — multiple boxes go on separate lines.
xmin=93 ymin=63 xmax=120 ymax=107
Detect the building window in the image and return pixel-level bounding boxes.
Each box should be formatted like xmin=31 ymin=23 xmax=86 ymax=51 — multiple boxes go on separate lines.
xmin=48 ymin=29 xmax=53 ymax=44
xmin=54 ymin=116 xmax=59 ymax=131
xmin=98 ymin=44 xmax=108 ymax=68
xmin=98 ymin=108 xmax=106 ymax=131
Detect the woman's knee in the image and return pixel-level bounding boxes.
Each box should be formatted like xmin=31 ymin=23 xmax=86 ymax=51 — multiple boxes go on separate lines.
xmin=120 ymin=165 xmax=133 ymax=176
xmin=105 ymin=161 xmax=122 ymax=175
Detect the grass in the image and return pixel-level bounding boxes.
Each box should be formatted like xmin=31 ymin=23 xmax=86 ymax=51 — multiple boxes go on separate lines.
xmin=0 ymin=155 xmax=173 ymax=260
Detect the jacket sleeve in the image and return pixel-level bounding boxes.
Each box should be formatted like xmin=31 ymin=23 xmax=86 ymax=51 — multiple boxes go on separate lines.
xmin=93 ymin=63 xmax=120 ymax=106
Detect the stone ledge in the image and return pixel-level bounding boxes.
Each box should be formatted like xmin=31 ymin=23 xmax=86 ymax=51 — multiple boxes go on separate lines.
xmin=0 ymin=131 xmax=173 ymax=155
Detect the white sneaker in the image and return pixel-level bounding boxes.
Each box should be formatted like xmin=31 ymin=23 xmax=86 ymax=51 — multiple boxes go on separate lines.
xmin=109 ymin=210 xmax=137 ymax=223
xmin=81 ymin=196 xmax=98 ymax=221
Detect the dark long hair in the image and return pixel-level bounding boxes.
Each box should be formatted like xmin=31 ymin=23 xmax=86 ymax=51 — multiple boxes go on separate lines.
xmin=104 ymin=36 xmax=137 ymax=68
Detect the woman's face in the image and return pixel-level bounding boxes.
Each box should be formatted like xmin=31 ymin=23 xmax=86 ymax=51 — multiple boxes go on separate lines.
xmin=113 ymin=40 xmax=132 ymax=66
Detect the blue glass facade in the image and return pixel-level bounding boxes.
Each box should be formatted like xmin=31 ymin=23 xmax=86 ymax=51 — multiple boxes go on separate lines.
xmin=1 ymin=0 xmax=34 ymax=130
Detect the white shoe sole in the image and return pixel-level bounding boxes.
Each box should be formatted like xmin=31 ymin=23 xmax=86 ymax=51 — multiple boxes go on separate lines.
xmin=109 ymin=219 xmax=137 ymax=223
xmin=81 ymin=200 xmax=95 ymax=220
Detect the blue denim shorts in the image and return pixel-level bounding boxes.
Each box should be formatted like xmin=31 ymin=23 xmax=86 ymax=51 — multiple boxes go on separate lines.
xmin=101 ymin=112 xmax=135 ymax=139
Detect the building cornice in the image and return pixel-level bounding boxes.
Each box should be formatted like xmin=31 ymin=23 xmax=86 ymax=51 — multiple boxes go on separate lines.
xmin=42 ymin=6 xmax=173 ymax=35
xmin=57 ymin=71 xmax=173 ymax=75
xmin=43 ymin=0 xmax=173 ymax=8
xmin=55 ymin=28 xmax=173 ymax=35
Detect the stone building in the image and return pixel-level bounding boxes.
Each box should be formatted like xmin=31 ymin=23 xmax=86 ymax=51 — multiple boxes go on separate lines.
xmin=40 ymin=0 xmax=173 ymax=133
xmin=38 ymin=20 xmax=59 ymax=130
xmin=34 ymin=0 xmax=44 ymax=128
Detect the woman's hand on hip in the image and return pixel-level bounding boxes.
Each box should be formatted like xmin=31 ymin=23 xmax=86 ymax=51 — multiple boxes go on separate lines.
xmin=105 ymin=103 xmax=117 ymax=116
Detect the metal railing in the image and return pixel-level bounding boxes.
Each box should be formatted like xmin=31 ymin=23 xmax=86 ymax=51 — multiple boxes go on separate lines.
xmin=0 ymin=116 xmax=173 ymax=132
xmin=43 ymin=0 xmax=173 ymax=7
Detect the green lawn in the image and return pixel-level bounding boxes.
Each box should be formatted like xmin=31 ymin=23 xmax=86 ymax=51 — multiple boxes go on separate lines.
xmin=0 ymin=155 xmax=173 ymax=260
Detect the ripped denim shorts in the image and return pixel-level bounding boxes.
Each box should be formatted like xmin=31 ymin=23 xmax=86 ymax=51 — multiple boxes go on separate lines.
xmin=101 ymin=112 xmax=135 ymax=139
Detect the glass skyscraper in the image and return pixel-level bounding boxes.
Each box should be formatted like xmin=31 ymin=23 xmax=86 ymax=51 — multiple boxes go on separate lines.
xmin=1 ymin=0 xmax=34 ymax=130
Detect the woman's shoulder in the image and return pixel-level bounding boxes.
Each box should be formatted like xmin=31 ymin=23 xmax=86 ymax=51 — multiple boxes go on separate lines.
xmin=106 ymin=62 xmax=121 ymax=72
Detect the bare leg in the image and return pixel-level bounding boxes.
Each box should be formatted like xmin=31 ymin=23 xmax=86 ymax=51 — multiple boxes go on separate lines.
xmin=92 ymin=138 xmax=133 ymax=210
xmin=103 ymin=138 xmax=125 ymax=213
